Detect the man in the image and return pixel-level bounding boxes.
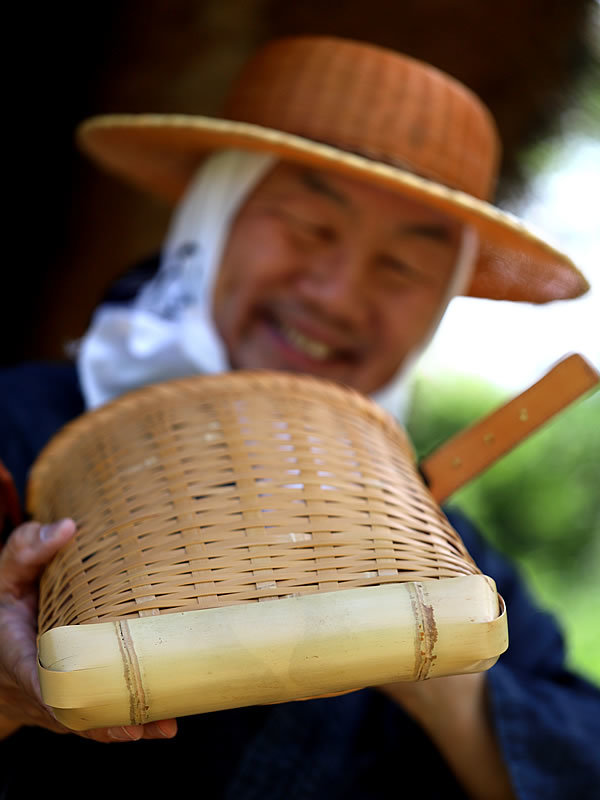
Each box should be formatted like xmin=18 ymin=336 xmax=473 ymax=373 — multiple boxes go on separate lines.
xmin=0 ymin=37 xmax=598 ymax=799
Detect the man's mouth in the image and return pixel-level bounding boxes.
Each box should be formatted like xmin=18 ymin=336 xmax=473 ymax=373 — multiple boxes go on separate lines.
xmin=256 ymin=308 xmax=360 ymax=370
xmin=279 ymin=322 xmax=334 ymax=362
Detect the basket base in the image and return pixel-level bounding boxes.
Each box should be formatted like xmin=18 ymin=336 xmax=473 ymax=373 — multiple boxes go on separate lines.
xmin=38 ymin=575 xmax=507 ymax=731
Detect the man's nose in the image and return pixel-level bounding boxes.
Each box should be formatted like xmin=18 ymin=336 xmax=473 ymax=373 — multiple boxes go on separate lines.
xmin=295 ymin=248 xmax=371 ymax=328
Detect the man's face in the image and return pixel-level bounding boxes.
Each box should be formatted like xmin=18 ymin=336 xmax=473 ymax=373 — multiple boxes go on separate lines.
xmin=213 ymin=162 xmax=467 ymax=394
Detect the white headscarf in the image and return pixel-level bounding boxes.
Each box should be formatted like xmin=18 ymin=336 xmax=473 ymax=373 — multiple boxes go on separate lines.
xmin=77 ymin=149 xmax=275 ymax=408
xmin=77 ymin=149 xmax=478 ymax=419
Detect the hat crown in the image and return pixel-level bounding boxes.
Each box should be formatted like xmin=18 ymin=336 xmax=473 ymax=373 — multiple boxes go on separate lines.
xmin=222 ymin=36 xmax=501 ymax=200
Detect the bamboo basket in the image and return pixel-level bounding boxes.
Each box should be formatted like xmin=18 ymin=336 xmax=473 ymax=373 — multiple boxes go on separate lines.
xmin=29 ymin=371 xmax=507 ymax=730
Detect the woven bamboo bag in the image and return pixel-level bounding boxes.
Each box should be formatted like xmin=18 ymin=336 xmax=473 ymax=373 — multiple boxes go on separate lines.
xmin=30 ymin=370 xmax=508 ymax=730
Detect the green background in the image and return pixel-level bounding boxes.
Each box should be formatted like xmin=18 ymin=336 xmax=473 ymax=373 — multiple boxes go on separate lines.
xmin=406 ymin=373 xmax=599 ymax=684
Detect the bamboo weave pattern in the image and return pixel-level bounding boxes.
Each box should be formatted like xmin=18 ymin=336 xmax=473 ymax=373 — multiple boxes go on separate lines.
xmin=30 ymin=372 xmax=479 ymax=634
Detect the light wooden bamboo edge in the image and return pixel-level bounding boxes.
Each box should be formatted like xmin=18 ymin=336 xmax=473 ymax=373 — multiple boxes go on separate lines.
xmin=38 ymin=574 xmax=507 ymax=731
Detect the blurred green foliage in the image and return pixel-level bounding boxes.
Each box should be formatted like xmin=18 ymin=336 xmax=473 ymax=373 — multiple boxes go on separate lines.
xmin=521 ymin=11 xmax=599 ymax=177
xmin=406 ymin=372 xmax=600 ymax=683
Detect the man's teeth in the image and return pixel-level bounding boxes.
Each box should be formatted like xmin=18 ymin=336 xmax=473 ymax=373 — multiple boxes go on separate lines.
xmin=280 ymin=324 xmax=334 ymax=361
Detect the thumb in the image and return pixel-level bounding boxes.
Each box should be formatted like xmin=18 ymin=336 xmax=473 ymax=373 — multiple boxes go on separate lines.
xmin=0 ymin=519 xmax=76 ymax=597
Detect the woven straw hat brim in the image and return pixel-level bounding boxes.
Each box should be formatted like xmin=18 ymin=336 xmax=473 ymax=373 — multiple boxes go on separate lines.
xmin=77 ymin=114 xmax=589 ymax=304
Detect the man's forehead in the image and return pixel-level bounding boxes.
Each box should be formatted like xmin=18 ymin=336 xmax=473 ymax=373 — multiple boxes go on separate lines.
xmin=270 ymin=161 xmax=463 ymax=240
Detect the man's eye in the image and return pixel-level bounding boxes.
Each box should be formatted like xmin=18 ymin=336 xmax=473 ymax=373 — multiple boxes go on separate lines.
xmin=283 ymin=212 xmax=336 ymax=244
xmin=378 ymin=256 xmax=423 ymax=283
xmin=306 ymin=223 xmax=336 ymax=243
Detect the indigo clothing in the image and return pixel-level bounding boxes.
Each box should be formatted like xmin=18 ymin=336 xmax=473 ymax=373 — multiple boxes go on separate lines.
xmin=1 ymin=362 xmax=599 ymax=799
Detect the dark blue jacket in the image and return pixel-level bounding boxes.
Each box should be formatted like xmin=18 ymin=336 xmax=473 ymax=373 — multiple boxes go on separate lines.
xmin=1 ymin=362 xmax=599 ymax=799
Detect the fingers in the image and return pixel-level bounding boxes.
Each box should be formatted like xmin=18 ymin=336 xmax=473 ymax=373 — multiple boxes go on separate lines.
xmin=0 ymin=519 xmax=179 ymax=744
xmin=0 ymin=518 xmax=76 ymax=735
xmin=80 ymin=718 xmax=178 ymax=743
xmin=143 ymin=718 xmax=178 ymax=739
xmin=0 ymin=519 xmax=76 ymax=597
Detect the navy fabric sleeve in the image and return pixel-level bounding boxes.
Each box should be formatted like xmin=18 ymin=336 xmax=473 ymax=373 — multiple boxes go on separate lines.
xmin=0 ymin=361 xmax=84 ymax=512
xmin=446 ymin=509 xmax=600 ymax=799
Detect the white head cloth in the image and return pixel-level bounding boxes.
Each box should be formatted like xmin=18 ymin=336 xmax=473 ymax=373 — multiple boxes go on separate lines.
xmin=77 ymin=150 xmax=275 ymax=408
xmin=77 ymin=148 xmax=478 ymax=420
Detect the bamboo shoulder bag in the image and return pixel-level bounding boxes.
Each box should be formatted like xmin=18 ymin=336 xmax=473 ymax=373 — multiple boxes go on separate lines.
xmin=30 ymin=356 xmax=597 ymax=730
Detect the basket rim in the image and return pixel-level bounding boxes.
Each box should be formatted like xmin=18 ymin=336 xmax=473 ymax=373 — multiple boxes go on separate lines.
xmin=26 ymin=370 xmax=415 ymax=513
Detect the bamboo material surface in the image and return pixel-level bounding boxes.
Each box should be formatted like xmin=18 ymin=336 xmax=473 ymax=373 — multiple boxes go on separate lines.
xmin=38 ymin=575 xmax=507 ymax=730
xmin=28 ymin=371 xmax=506 ymax=728
xmin=29 ymin=372 xmax=481 ymax=632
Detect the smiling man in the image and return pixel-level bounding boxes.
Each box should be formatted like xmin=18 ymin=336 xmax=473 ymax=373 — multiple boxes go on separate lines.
xmin=1 ymin=35 xmax=599 ymax=800
xmin=213 ymin=164 xmax=467 ymax=392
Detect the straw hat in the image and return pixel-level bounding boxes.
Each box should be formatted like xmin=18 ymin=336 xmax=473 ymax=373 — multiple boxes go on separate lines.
xmin=77 ymin=36 xmax=588 ymax=304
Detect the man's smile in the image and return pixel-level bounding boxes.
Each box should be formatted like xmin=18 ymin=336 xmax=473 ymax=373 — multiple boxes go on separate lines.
xmin=258 ymin=306 xmax=360 ymax=370
xmin=279 ymin=322 xmax=334 ymax=361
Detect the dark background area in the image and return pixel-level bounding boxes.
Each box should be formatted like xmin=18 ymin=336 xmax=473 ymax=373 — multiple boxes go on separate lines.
xmin=4 ymin=0 xmax=597 ymax=366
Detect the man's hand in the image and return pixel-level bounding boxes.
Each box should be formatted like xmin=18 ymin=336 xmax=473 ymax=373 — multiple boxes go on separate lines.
xmin=0 ymin=519 xmax=177 ymax=742
xmin=379 ymin=674 xmax=516 ymax=800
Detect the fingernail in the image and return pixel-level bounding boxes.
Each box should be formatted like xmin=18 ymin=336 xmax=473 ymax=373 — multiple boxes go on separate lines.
xmin=142 ymin=722 xmax=172 ymax=738
xmin=40 ymin=522 xmax=61 ymax=542
xmin=40 ymin=519 xmax=73 ymax=542
xmin=108 ymin=726 xmax=142 ymax=741
xmin=157 ymin=722 xmax=175 ymax=738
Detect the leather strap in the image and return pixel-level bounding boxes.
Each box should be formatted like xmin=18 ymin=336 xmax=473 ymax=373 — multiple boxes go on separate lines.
xmin=420 ymin=354 xmax=599 ymax=505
